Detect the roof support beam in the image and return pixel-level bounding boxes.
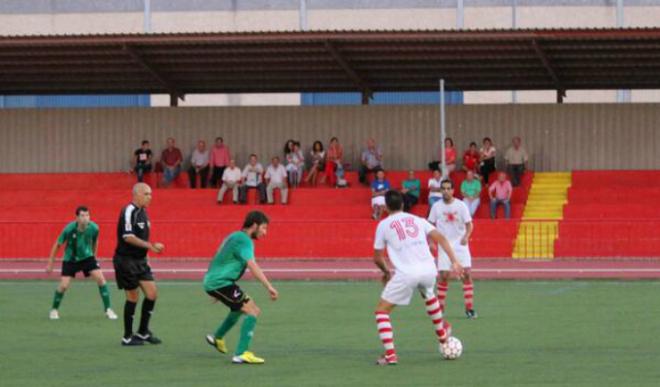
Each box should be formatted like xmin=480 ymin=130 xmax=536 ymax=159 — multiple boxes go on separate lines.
xmin=324 ymin=41 xmax=373 ymax=104
xmin=123 ymin=44 xmax=184 ymax=104
xmin=531 ymin=39 xmax=565 ymax=103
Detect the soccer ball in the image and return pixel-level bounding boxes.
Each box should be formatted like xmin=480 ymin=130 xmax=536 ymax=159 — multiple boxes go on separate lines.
xmin=439 ymin=336 xmax=463 ymax=360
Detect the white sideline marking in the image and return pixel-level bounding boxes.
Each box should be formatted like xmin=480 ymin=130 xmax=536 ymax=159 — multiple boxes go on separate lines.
xmin=2 ymin=268 xmax=660 ymax=274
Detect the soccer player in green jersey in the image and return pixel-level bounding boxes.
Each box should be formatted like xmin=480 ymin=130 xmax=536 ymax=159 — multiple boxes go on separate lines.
xmin=46 ymin=206 xmax=117 ymax=320
xmin=203 ymin=211 xmax=278 ymax=364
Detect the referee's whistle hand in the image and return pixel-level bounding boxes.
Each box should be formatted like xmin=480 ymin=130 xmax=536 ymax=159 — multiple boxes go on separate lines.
xmin=150 ymin=242 xmax=165 ymax=253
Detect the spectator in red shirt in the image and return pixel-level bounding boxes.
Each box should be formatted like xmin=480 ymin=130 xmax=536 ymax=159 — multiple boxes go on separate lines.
xmin=488 ymin=172 xmax=512 ymax=219
xmin=462 ymin=142 xmax=480 ymax=175
xmin=320 ymin=137 xmax=343 ymax=187
xmin=428 ymin=137 xmax=457 ymax=173
xmin=209 ymin=137 xmax=231 ymax=188
xmin=160 ymin=137 xmax=183 ymax=187
xmin=444 ymin=137 xmax=457 ymax=173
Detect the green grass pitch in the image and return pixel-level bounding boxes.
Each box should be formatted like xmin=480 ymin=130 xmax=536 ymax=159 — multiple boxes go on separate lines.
xmin=1 ymin=280 xmax=659 ymax=387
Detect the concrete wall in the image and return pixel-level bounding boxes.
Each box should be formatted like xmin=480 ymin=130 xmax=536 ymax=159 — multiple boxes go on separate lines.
xmin=1 ymin=103 xmax=658 ymax=173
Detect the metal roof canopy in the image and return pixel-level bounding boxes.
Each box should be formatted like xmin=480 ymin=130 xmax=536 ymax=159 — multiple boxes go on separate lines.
xmin=1 ymin=28 xmax=660 ymax=105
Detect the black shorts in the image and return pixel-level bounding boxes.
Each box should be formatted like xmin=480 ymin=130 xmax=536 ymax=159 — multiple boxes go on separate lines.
xmin=113 ymin=256 xmax=154 ymax=290
xmin=207 ymin=284 xmax=250 ymax=312
xmin=61 ymin=257 xmax=100 ymax=278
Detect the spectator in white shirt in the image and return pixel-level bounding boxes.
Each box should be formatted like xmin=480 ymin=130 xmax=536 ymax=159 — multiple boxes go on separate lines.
xmin=238 ymin=154 xmax=266 ymax=204
xmin=359 ymin=138 xmax=383 ymax=185
xmin=217 ymin=159 xmax=242 ymax=204
xmin=188 ymin=140 xmax=210 ymax=189
xmin=504 ymin=136 xmax=529 ymax=187
xmin=265 ymin=156 xmax=288 ymax=205
xmin=286 ymin=141 xmax=305 ymax=188
xmin=428 ymin=169 xmax=444 ymax=209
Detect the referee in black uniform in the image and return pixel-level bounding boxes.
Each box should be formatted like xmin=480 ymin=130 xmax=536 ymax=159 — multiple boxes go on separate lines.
xmin=114 ymin=182 xmax=165 ymax=346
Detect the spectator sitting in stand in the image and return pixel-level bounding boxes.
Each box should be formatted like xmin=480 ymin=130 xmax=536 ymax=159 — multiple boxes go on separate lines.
xmin=305 ymin=140 xmax=325 ymax=186
xmin=427 ymin=169 xmax=444 ymax=209
xmin=359 ymin=138 xmax=383 ymax=185
xmin=461 ymin=170 xmax=482 ymax=216
xmin=132 ymin=140 xmax=152 ymax=183
xmin=504 ymin=136 xmax=529 ymax=187
xmin=286 ymin=141 xmax=305 ymax=187
xmin=462 ymin=142 xmax=480 ymax=176
xmin=480 ymin=137 xmax=497 ymax=184
xmin=188 ymin=140 xmax=210 ymax=189
xmin=321 ymin=137 xmax=343 ymax=187
xmin=370 ymin=169 xmax=390 ymax=220
xmin=265 ymin=156 xmax=288 ymax=205
xmin=428 ymin=137 xmax=456 ymax=173
xmin=401 ymin=170 xmax=421 ymax=212
xmin=159 ymin=137 xmax=183 ymax=188
xmin=489 ymin=171 xmax=512 ymax=219
xmin=209 ymin=137 xmax=231 ymax=188
xmin=217 ymin=159 xmax=242 ymax=204
xmin=238 ymin=154 xmax=266 ymax=204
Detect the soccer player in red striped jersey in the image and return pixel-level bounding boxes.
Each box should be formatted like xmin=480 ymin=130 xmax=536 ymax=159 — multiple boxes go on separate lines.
xmin=373 ymin=190 xmax=463 ymax=365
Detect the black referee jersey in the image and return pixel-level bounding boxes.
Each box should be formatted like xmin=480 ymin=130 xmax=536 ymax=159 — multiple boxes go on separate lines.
xmin=114 ymin=203 xmax=150 ymax=259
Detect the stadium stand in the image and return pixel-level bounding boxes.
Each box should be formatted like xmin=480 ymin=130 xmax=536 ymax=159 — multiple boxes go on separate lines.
xmin=0 ymin=170 xmax=530 ymax=259
xmin=554 ymin=171 xmax=660 ymax=257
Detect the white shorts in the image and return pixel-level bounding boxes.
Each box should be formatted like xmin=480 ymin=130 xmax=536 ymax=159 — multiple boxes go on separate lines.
xmin=371 ymin=196 xmax=386 ymax=207
xmin=381 ymin=271 xmax=437 ymax=306
xmin=437 ymin=243 xmax=472 ymax=271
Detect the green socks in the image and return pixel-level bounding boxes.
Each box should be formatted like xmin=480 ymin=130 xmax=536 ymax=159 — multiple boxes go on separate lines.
xmin=52 ymin=290 xmax=64 ymax=310
xmin=215 ymin=311 xmax=242 ymax=339
xmin=235 ymin=315 xmax=257 ymax=355
xmin=98 ymin=284 xmax=111 ymax=310
xmin=51 ymin=285 xmax=110 ymax=311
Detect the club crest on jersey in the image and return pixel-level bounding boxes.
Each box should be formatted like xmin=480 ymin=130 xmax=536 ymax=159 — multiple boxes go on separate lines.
xmin=444 ymin=212 xmax=458 ymax=222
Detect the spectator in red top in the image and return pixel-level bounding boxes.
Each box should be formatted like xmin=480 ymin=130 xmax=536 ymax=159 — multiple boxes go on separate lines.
xmin=428 ymin=137 xmax=456 ymax=173
xmin=443 ymin=137 xmax=457 ymax=173
xmin=462 ymin=142 xmax=480 ymax=175
xmin=209 ymin=137 xmax=231 ymax=188
xmin=160 ymin=137 xmax=183 ymax=187
xmin=488 ymin=172 xmax=512 ymax=219
xmin=320 ymin=137 xmax=343 ymax=187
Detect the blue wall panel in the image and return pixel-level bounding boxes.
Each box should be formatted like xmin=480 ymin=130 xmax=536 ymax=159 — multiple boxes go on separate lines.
xmin=0 ymin=94 xmax=150 ymax=108
xmin=301 ymin=91 xmax=463 ymax=105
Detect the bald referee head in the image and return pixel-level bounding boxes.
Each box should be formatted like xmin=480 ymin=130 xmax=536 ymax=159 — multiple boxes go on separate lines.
xmin=132 ymin=183 xmax=152 ymax=208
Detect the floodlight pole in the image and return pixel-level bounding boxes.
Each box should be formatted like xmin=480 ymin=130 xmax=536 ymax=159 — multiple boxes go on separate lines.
xmin=616 ymin=0 xmax=630 ymax=103
xmin=299 ymin=0 xmax=308 ymax=31
xmin=439 ymin=79 xmax=447 ymax=178
xmin=143 ymin=0 xmax=152 ymax=33
xmin=511 ymin=0 xmax=518 ymax=104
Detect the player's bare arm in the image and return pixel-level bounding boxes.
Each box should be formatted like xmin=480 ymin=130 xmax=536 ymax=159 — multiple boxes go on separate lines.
xmin=124 ymin=234 xmax=164 ymax=254
xmin=429 ymin=230 xmax=464 ymax=277
xmin=461 ymin=222 xmax=474 ymax=245
xmin=46 ymin=241 xmax=63 ymax=273
xmin=247 ymin=259 xmax=278 ymax=300
xmin=373 ymin=249 xmax=391 ymax=285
